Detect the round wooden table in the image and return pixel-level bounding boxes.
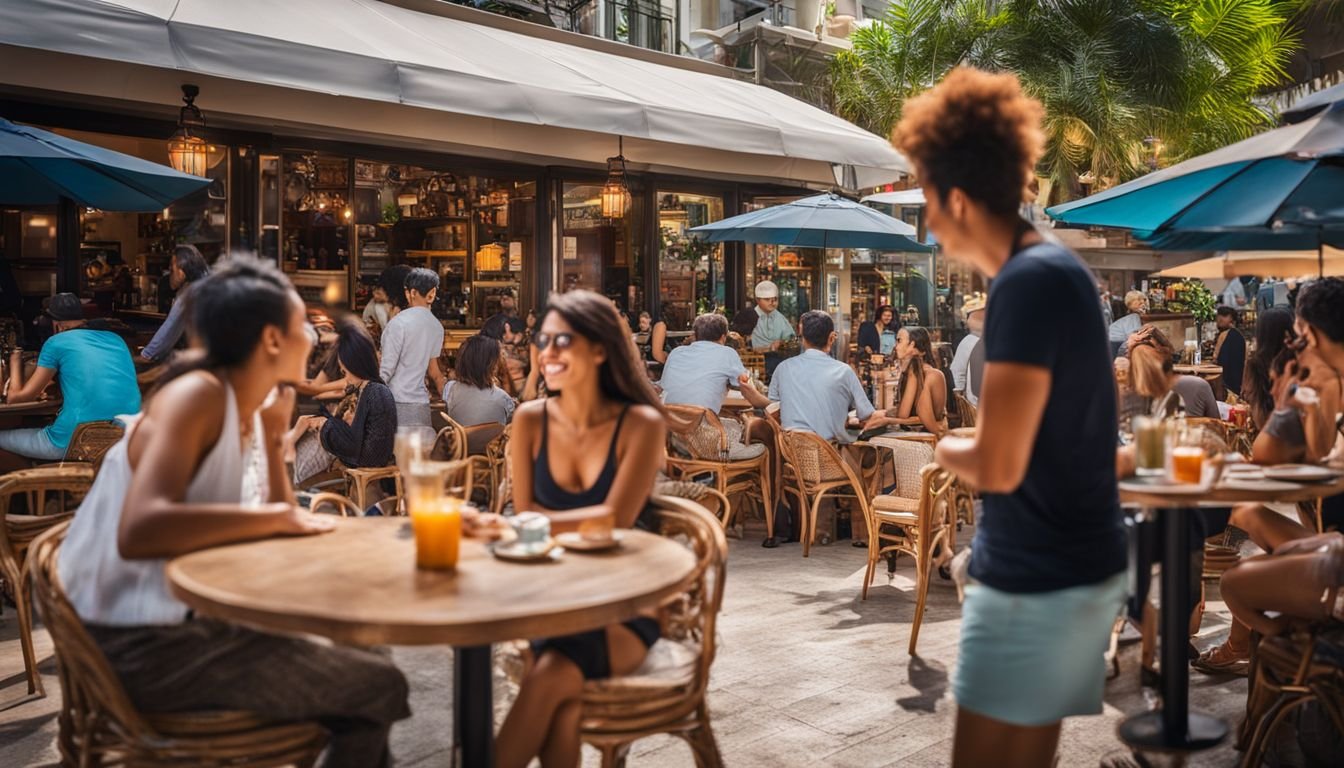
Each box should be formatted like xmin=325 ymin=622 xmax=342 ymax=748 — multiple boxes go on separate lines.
xmin=167 ymin=517 xmax=698 ymax=767
xmin=1116 ymin=470 xmax=1344 ymax=753
xmin=720 ymin=391 xmax=755 ymax=412
xmin=0 ymin=398 xmax=62 ymax=417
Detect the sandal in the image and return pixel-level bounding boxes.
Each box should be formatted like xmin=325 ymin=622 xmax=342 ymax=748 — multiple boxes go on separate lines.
xmin=1192 ymin=644 xmax=1249 ymax=677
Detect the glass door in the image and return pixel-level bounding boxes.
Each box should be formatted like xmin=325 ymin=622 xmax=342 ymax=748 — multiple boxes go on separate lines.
xmin=656 ymin=191 xmax=724 ymax=330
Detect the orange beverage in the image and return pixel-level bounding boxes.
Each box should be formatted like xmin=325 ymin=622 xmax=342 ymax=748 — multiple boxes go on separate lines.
xmin=1171 ymin=446 xmax=1204 ymax=485
xmin=411 ymin=498 xmax=461 ymax=570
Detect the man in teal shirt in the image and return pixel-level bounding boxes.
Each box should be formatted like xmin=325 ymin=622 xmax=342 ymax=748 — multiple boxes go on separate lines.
xmin=0 ymin=293 xmax=141 ymax=465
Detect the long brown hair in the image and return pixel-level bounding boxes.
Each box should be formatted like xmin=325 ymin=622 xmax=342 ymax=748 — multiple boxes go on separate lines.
xmin=898 ymin=326 xmax=935 ymax=402
xmin=1127 ymin=324 xmax=1176 ymax=399
xmin=541 ymin=291 xmax=664 ymax=414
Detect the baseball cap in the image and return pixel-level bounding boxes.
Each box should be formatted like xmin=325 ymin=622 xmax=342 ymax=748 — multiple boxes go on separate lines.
xmin=754 ymin=280 xmax=779 ymax=299
xmin=45 ymin=293 xmax=85 ymax=322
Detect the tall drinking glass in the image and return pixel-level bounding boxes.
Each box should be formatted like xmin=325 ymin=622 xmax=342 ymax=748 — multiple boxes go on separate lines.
xmin=394 ymin=426 xmax=423 ymax=478
xmin=1133 ymin=416 xmax=1166 ymax=476
xmin=407 ymin=463 xmax=461 ymax=570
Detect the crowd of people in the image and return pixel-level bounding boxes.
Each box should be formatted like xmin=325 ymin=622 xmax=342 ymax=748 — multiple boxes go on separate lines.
xmin=14 ymin=64 xmax=1343 ymax=768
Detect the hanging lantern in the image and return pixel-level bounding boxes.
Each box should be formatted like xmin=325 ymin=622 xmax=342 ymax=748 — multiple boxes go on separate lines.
xmin=167 ymin=84 xmax=208 ymax=177
xmin=600 ymin=138 xmax=631 ymax=219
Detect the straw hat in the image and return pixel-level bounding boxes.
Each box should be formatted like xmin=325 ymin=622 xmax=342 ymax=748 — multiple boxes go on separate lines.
xmin=961 ymin=292 xmax=987 ymax=317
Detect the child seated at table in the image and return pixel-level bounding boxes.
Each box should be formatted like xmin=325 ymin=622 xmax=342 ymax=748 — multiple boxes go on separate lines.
xmin=58 ymin=259 xmax=410 ymax=767
xmin=496 ymin=290 xmax=667 ymax=768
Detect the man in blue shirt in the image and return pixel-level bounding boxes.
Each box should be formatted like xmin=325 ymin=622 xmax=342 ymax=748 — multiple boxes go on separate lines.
xmin=769 ymin=311 xmax=880 ymax=443
xmin=0 ymin=293 xmax=141 ymax=467
xmin=141 ymin=244 xmax=209 ymax=363
xmin=661 ymin=313 xmax=770 ymax=414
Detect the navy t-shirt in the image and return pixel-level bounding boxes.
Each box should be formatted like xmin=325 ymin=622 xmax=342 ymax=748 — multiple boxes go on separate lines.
xmin=968 ymin=242 xmax=1126 ymax=593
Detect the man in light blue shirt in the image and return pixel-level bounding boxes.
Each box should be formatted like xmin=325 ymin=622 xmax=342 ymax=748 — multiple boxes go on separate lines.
xmin=750 ymin=280 xmax=796 ymax=378
xmin=141 ymin=244 xmax=210 ymax=362
xmin=769 ymin=310 xmax=880 ymax=443
xmin=661 ymin=313 xmax=771 ymax=414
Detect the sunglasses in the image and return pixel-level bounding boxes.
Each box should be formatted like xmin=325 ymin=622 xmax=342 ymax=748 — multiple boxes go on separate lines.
xmin=531 ymin=332 xmax=576 ymax=351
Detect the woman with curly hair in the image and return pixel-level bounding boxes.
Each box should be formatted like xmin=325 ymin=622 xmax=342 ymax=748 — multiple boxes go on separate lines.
xmin=898 ymin=68 xmax=1126 ymax=767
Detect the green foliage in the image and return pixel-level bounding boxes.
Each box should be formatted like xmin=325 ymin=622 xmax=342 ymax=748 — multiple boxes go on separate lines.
xmin=829 ymin=0 xmax=1300 ymax=203
xmin=1181 ymin=279 xmax=1219 ymax=323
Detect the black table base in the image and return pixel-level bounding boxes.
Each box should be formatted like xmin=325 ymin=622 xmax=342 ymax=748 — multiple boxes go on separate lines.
xmin=1119 ymin=506 xmax=1229 ymax=753
xmin=453 ymin=644 xmax=494 ymax=768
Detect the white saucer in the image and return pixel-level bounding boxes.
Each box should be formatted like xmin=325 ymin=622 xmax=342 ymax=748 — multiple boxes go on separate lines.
xmin=490 ymin=539 xmax=561 ymax=563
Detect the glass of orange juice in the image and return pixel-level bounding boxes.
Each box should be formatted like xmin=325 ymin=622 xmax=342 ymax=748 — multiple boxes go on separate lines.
xmin=1167 ymin=424 xmax=1207 ymax=485
xmin=411 ymin=496 xmax=462 ymax=570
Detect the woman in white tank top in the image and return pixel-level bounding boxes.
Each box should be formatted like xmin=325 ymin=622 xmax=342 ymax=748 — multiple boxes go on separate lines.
xmin=58 ymin=259 xmax=410 ymax=768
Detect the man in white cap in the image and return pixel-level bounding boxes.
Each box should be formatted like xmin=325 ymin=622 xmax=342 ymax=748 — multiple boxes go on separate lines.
xmin=951 ymin=293 xmax=986 ymax=406
xmin=751 ymin=280 xmax=795 ymax=377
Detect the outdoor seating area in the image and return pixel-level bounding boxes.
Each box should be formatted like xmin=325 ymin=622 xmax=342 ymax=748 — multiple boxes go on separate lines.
xmin=3 ymin=2 xmax=1344 ymax=766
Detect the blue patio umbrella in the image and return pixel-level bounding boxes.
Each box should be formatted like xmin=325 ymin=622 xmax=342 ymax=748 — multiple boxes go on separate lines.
xmin=0 ymin=117 xmax=210 ymax=210
xmin=690 ymin=192 xmax=933 ymax=252
xmin=1046 ymin=102 xmax=1344 ymax=273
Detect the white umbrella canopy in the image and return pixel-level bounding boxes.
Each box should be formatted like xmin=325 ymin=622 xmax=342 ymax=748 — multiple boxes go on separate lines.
xmin=861 ymin=189 xmax=926 ymax=206
xmin=1155 ymin=247 xmax=1344 ymax=279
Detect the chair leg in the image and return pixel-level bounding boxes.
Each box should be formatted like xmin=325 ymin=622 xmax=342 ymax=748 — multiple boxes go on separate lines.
xmin=803 ymin=495 xmax=823 ymax=558
xmin=1240 ymin=694 xmax=1308 ymax=768
xmin=683 ymin=709 xmax=724 ymax=768
xmin=595 ymin=740 xmax=631 ymax=768
xmin=15 ymin=571 xmax=44 ymax=697
xmin=861 ymin=541 xmax=878 ymax=600
xmin=908 ymin=550 xmax=932 ymax=656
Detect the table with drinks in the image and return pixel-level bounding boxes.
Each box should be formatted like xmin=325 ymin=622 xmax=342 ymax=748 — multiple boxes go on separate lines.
xmin=1119 ymin=416 xmax=1344 ymax=753
xmin=168 ymin=429 xmax=698 ymax=767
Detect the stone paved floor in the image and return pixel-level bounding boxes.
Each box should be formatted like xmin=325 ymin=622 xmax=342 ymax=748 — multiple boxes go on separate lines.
xmin=0 ymin=521 xmax=1250 ymax=766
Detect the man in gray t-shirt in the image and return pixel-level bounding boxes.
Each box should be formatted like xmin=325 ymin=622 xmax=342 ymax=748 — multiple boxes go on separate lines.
xmin=379 ymin=268 xmax=446 ymax=441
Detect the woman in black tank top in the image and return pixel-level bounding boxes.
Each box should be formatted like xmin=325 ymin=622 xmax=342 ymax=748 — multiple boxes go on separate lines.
xmin=497 ymin=291 xmax=668 ymax=768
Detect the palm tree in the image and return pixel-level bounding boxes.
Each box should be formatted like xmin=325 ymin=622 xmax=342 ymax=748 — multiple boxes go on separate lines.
xmin=830 ymin=0 xmax=1300 ymax=204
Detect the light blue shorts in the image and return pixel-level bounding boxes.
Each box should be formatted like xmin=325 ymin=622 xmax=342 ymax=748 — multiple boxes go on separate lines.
xmin=954 ymin=571 xmax=1127 ymax=727
xmin=0 ymin=427 xmax=65 ymax=461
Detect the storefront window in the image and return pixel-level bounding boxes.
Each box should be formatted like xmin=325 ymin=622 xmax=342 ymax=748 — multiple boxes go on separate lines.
xmin=560 ymin=181 xmax=644 ymax=323
xmin=269 ymin=156 xmax=538 ymax=325
xmin=751 ymin=243 xmax=820 ymax=323
xmin=656 ymin=192 xmax=723 ymax=330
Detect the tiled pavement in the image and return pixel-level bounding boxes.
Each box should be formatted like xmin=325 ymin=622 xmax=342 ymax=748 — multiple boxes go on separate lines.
xmin=0 ymin=521 xmax=1249 ymax=766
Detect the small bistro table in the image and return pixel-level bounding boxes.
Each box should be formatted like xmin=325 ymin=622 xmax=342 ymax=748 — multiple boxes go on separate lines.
xmin=167 ymin=517 xmax=697 ymax=767
xmin=1116 ymin=470 xmax=1344 ymax=753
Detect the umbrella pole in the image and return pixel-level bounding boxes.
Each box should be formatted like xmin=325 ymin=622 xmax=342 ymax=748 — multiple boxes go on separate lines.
xmin=57 ymin=196 xmax=81 ymax=294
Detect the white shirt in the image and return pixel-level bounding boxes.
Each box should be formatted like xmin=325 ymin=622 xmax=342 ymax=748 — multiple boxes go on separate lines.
xmin=379 ymin=306 xmax=445 ymax=404
xmin=60 ymin=382 xmax=264 ymax=626
xmin=951 ymin=333 xmax=980 ymax=406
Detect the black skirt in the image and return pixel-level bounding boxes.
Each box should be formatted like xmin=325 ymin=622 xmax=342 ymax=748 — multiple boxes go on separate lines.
xmin=531 ymin=617 xmax=660 ymax=680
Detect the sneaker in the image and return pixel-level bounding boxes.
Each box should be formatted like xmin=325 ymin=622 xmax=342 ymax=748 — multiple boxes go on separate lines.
xmin=1192 ymin=644 xmax=1249 ymax=677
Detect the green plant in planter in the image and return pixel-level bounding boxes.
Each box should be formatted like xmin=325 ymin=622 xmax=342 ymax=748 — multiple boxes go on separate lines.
xmin=381 ymin=204 xmax=400 ymax=224
xmin=1181 ymin=280 xmax=1217 ymax=325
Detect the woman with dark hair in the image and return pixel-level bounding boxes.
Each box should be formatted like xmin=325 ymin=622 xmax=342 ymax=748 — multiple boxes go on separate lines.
xmin=634 ymin=306 xmax=670 ymax=369
xmin=58 ymin=259 xmax=409 ymax=766
xmin=883 ymin=326 xmax=949 ymax=434
xmin=857 ymin=304 xmax=898 ymax=357
xmin=897 ymin=68 xmax=1126 ymax=766
xmin=287 ymin=317 xmax=398 ymax=484
xmin=140 ymin=244 xmax=210 ymax=362
xmin=497 ymin=290 xmax=667 ymax=768
xmin=1242 ymin=307 xmax=1297 ymax=430
xmin=442 ymin=334 xmax=515 ymax=438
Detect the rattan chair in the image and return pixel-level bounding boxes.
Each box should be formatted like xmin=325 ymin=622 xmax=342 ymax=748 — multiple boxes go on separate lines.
xmin=664 ymin=405 xmax=771 ymax=535
xmin=63 ymin=420 xmax=125 ymax=470
xmin=867 ymin=444 xmax=957 ymax=654
xmin=432 ymin=413 xmax=506 ymax=505
xmin=1238 ymin=622 xmax=1344 ymax=768
xmin=778 ymin=429 xmax=870 ymax=558
xmin=579 ymin=494 xmax=728 ymax=767
xmin=338 ymin=465 xmax=401 ymax=512
xmin=0 ymin=463 xmax=94 ymax=697
xmin=28 ymin=523 xmax=329 ymax=767
xmin=953 ymin=392 xmax=977 ymax=429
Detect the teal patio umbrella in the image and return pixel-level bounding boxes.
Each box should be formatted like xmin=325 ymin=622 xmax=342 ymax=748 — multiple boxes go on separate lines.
xmin=1046 ymin=102 xmax=1344 ymax=274
xmin=1 ymin=117 xmax=211 ymax=290
xmin=690 ymin=192 xmax=933 ymax=252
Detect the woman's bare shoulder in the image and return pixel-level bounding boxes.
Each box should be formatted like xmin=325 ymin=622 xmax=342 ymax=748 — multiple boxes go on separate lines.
xmin=148 ymin=370 xmax=226 ymax=418
xmin=514 ymin=398 xmax=546 ymax=425
xmin=624 ymin=404 xmax=666 ymax=433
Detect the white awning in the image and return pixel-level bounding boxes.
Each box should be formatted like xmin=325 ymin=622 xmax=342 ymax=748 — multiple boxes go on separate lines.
xmin=0 ymin=0 xmax=910 ymax=187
